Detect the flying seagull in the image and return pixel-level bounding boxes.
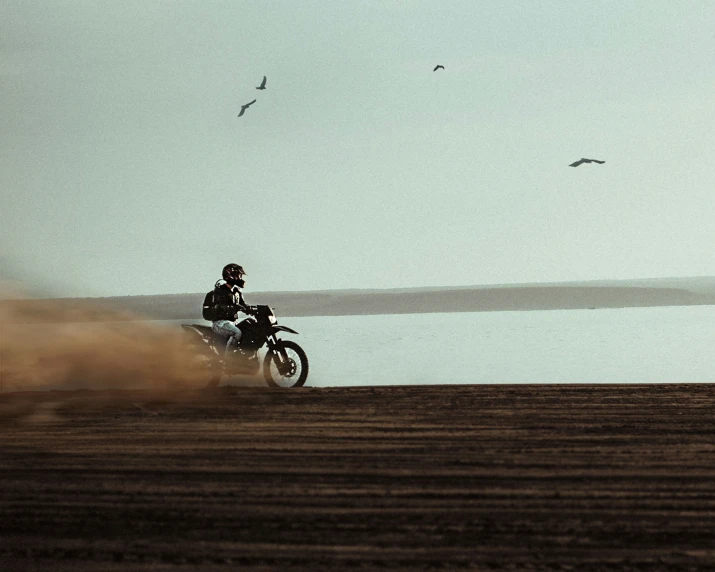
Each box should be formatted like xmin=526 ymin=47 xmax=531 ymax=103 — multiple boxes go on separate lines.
xmin=256 ymin=76 xmax=267 ymax=90
xmin=237 ymin=99 xmax=256 ymax=117
xmin=433 ymin=65 xmax=445 ymax=71
xmin=569 ymin=158 xmax=605 ymax=167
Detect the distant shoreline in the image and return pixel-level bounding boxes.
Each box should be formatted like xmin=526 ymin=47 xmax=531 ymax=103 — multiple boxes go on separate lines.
xmin=5 ymin=277 xmax=715 ymax=322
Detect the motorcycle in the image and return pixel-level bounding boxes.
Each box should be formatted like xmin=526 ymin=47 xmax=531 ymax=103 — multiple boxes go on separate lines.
xmin=181 ymin=305 xmax=309 ymax=388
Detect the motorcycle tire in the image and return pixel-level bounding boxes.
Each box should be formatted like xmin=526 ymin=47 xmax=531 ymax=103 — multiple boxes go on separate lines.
xmin=187 ymin=345 xmax=221 ymax=388
xmin=263 ymin=340 xmax=309 ymax=388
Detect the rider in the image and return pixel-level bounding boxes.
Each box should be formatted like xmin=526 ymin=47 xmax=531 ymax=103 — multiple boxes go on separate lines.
xmin=211 ymin=263 xmax=253 ymax=357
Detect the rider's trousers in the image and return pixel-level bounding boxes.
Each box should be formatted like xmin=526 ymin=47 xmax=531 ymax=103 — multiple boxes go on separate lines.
xmin=211 ymin=320 xmax=242 ymax=356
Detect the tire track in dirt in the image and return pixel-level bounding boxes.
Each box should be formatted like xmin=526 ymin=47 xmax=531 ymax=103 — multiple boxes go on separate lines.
xmin=1 ymin=384 xmax=715 ymax=570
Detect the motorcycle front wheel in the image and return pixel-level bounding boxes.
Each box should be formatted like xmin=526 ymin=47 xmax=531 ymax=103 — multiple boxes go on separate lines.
xmin=263 ymin=340 xmax=309 ymax=388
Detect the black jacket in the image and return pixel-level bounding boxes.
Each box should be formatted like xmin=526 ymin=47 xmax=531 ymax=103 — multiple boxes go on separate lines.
xmin=212 ymin=281 xmax=249 ymax=321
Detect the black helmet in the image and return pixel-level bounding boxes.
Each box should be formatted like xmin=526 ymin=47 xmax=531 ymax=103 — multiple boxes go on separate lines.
xmin=222 ymin=263 xmax=247 ymax=288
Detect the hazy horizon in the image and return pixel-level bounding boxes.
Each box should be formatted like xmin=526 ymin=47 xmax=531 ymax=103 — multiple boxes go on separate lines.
xmin=3 ymin=2 xmax=715 ymax=298
xmin=7 ymin=274 xmax=715 ymax=302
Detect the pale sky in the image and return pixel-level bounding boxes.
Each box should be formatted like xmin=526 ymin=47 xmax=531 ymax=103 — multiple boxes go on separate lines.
xmin=2 ymin=1 xmax=715 ymax=297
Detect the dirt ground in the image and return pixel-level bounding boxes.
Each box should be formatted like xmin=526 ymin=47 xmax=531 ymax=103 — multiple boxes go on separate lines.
xmin=2 ymin=383 xmax=715 ymax=571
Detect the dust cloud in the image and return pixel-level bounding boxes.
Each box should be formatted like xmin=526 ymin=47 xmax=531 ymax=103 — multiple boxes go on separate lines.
xmin=0 ymin=282 xmax=206 ymax=394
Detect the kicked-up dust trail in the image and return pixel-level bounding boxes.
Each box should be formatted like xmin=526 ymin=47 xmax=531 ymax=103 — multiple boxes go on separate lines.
xmin=0 ymin=282 xmax=205 ymax=394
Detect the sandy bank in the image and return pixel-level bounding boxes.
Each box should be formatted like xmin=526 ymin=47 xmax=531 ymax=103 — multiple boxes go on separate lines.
xmin=6 ymin=277 xmax=715 ymax=322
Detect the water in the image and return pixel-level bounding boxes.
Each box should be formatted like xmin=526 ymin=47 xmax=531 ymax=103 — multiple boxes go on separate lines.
xmin=171 ymin=305 xmax=715 ymax=387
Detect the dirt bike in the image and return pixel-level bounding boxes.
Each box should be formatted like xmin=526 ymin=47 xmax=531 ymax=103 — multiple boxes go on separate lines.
xmin=181 ymin=305 xmax=309 ymax=388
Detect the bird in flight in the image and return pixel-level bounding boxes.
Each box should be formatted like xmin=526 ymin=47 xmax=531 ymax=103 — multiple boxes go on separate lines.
xmin=237 ymin=99 xmax=256 ymax=117
xmin=256 ymin=76 xmax=267 ymax=90
xmin=569 ymin=158 xmax=605 ymax=167
xmin=433 ymin=65 xmax=445 ymax=72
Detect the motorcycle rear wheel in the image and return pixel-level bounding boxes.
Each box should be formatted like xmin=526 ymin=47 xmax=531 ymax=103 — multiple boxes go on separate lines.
xmin=263 ymin=340 xmax=309 ymax=388
xmin=187 ymin=346 xmax=221 ymax=388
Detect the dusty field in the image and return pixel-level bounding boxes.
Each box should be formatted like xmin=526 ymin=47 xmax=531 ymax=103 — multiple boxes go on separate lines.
xmin=2 ymin=383 xmax=715 ymax=571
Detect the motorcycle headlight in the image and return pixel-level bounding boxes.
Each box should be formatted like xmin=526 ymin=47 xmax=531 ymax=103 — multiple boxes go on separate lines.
xmin=268 ymin=314 xmax=277 ymax=324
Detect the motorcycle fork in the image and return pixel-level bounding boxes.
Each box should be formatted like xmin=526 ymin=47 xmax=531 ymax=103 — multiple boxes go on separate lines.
xmin=267 ymin=335 xmax=288 ymax=366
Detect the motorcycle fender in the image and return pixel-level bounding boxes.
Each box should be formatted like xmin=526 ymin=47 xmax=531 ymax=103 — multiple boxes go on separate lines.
xmin=181 ymin=324 xmax=210 ymax=343
xmin=273 ymin=325 xmax=298 ymax=335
